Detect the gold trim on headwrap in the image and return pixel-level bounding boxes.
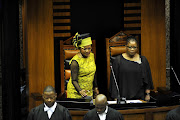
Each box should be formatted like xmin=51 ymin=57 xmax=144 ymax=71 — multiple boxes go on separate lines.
xmin=73 ymin=32 xmax=80 ymax=48
xmin=72 ymin=32 xmax=92 ymax=48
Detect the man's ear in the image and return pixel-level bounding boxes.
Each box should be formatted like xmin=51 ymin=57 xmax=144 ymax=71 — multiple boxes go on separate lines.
xmin=106 ymin=102 xmax=108 ymax=105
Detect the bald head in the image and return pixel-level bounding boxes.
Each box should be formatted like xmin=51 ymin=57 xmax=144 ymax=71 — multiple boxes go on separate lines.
xmin=95 ymin=94 xmax=108 ymax=114
xmin=95 ymin=94 xmax=107 ymax=104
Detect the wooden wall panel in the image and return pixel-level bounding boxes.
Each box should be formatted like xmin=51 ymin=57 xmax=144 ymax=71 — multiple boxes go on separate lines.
xmin=25 ymin=0 xmax=55 ymax=110
xmin=141 ymin=0 xmax=166 ymax=90
xmin=124 ymin=0 xmax=141 ymax=37
xmin=53 ymin=0 xmax=71 ymax=40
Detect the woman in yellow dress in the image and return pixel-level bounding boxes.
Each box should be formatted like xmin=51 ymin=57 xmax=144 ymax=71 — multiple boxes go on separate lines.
xmin=67 ymin=32 xmax=99 ymax=99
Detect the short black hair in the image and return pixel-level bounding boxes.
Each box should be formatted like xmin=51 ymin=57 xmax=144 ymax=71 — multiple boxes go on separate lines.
xmin=43 ymin=85 xmax=56 ymax=93
xmin=126 ymin=36 xmax=138 ymax=45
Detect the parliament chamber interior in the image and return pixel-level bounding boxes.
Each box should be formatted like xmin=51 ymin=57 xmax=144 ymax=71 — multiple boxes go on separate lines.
xmin=1 ymin=0 xmax=180 ymax=120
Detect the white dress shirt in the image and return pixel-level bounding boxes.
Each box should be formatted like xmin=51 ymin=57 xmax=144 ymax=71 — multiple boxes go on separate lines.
xmin=44 ymin=102 xmax=57 ymax=119
xmin=97 ymin=106 xmax=108 ymax=120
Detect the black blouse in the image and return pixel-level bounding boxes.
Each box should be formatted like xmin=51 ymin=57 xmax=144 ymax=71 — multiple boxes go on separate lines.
xmin=109 ymin=54 xmax=154 ymax=100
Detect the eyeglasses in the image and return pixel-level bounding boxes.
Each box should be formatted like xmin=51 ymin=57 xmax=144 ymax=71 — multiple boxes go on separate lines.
xmin=126 ymin=46 xmax=137 ymax=49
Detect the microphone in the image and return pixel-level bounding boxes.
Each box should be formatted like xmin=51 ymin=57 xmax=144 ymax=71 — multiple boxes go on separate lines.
xmin=171 ymin=66 xmax=180 ymax=86
xmin=110 ymin=66 xmax=126 ymax=104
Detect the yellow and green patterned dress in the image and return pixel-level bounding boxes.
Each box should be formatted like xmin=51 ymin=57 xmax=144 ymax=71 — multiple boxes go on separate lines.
xmin=67 ymin=52 xmax=96 ymax=98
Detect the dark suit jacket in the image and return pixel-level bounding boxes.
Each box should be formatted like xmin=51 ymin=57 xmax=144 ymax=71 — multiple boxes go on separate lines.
xmin=83 ymin=107 xmax=124 ymax=120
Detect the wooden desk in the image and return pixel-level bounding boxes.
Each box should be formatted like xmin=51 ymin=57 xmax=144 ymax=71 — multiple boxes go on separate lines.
xmin=31 ymin=94 xmax=180 ymax=120
xmin=70 ymin=105 xmax=179 ymax=120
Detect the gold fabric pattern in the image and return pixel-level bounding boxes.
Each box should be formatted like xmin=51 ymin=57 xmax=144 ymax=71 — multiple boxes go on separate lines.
xmin=67 ymin=53 xmax=96 ymax=98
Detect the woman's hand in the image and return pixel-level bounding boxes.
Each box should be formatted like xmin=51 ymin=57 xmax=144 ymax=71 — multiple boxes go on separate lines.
xmin=93 ymin=87 xmax=99 ymax=98
xmin=145 ymin=89 xmax=150 ymax=101
xmin=145 ymin=94 xmax=150 ymax=101
xmin=79 ymin=90 xmax=87 ymax=97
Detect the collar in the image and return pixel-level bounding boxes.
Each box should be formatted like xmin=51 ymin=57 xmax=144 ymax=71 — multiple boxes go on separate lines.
xmin=44 ymin=102 xmax=57 ymax=113
xmin=97 ymin=106 xmax=108 ymax=114
xmin=104 ymin=106 xmax=108 ymax=114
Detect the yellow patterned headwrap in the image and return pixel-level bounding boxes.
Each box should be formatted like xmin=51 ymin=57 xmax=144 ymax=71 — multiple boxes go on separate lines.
xmin=73 ymin=32 xmax=92 ymax=48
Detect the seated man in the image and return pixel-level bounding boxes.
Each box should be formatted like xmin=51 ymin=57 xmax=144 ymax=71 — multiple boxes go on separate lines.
xmin=83 ymin=94 xmax=124 ymax=120
xmin=166 ymin=106 xmax=180 ymax=120
xmin=27 ymin=85 xmax=72 ymax=120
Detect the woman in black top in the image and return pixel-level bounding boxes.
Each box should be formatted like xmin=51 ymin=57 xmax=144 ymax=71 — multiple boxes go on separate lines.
xmin=109 ymin=36 xmax=154 ymax=101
